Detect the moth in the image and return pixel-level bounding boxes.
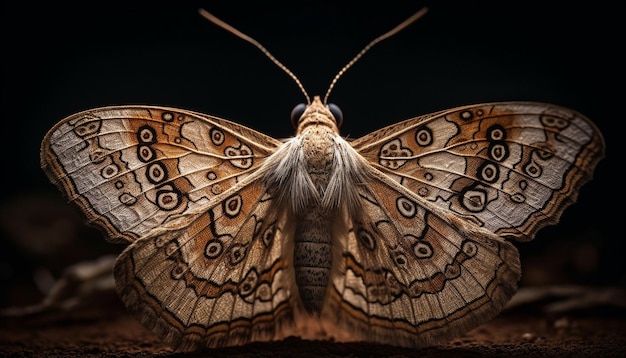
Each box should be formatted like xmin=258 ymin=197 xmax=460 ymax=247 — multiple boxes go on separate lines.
xmin=40 ymin=8 xmax=605 ymax=351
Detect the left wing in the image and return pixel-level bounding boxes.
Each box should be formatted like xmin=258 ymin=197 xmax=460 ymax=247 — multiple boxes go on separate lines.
xmin=40 ymin=106 xmax=282 ymax=243
xmin=114 ymin=176 xmax=299 ymax=351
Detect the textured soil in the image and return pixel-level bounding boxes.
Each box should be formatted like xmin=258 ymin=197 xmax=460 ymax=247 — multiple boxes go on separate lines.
xmin=1 ymin=298 xmax=625 ymax=358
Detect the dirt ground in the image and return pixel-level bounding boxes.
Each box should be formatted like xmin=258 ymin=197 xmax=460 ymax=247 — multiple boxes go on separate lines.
xmin=1 ymin=295 xmax=625 ymax=358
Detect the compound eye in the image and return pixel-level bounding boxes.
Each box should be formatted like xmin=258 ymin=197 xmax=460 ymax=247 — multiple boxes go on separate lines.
xmin=327 ymin=103 xmax=343 ymax=127
xmin=290 ymin=103 xmax=307 ymax=128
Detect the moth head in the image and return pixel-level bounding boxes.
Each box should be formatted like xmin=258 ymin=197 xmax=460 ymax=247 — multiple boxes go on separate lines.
xmin=290 ymin=98 xmax=343 ymax=129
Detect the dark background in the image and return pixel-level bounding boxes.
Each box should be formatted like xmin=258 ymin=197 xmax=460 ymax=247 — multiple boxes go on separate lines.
xmin=1 ymin=1 xmax=623 ymax=307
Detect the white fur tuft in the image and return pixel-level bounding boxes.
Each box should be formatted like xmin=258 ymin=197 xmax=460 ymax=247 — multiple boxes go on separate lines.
xmin=261 ymin=136 xmax=366 ymax=215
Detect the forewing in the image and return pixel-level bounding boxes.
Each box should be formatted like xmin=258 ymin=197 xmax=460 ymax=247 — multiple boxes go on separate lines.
xmin=351 ymin=102 xmax=605 ymax=241
xmin=40 ymin=106 xmax=281 ymax=243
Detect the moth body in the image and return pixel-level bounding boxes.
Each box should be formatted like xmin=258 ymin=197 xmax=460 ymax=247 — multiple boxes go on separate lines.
xmin=264 ymin=96 xmax=362 ymax=314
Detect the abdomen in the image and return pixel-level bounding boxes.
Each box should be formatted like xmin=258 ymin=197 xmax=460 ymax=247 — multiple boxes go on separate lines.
xmin=293 ymin=207 xmax=333 ymax=314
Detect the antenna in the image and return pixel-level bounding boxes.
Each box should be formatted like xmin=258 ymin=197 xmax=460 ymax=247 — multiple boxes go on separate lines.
xmin=199 ymin=9 xmax=311 ymax=104
xmin=323 ymin=7 xmax=429 ymax=104
xmin=198 ymin=8 xmax=429 ymax=105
